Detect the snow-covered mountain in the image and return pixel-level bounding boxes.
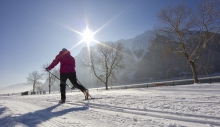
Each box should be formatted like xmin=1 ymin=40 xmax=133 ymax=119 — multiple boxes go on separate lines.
xmin=74 ymin=30 xmax=157 ymax=88
xmin=121 ymin=30 xmax=156 ymax=63
xmin=74 ymin=30 xmax=220 ymax=89
xmin=0 ymin=83 xmax=32 ymax=94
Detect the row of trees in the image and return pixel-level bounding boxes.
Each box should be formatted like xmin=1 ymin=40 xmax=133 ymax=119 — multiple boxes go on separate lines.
xmin=26 ymin=64 xmax=59 ymax=94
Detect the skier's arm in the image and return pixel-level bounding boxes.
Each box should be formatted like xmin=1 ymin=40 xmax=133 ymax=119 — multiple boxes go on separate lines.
xmin=47 ymin=55 xmax=61 ymax=70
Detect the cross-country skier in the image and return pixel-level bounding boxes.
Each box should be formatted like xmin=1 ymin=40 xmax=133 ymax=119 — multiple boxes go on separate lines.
xmin=46 ymin=48 xmax=89 ymax=103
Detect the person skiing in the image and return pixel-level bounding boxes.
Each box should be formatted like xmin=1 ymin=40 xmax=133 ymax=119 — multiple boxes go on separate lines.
xmin=46 ymin=48 xmax=89 ymax=103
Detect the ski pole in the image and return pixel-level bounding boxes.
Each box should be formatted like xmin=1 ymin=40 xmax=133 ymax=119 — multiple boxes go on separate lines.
xmin=47 ymin=70 xmax=74 ymax=89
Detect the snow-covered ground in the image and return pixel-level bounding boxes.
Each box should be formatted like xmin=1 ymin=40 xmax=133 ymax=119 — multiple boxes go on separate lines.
xmin=0 ymin=83 xmax=220 ymax=127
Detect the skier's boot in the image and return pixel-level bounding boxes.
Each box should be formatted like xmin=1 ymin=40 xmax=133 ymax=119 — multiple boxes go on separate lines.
xmin=84 ymin=90 xmax=89 ymax=100
xmin=59 ymin=99 xmax=65 ymax=103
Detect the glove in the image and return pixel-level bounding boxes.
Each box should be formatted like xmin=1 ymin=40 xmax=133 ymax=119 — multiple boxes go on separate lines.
xmin=46 ymin=68 xmax=49 ymax=71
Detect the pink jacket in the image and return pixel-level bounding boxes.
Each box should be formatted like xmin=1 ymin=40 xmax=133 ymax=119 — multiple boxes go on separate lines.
xmin=47 ymin=50 xmax=76 ymax=73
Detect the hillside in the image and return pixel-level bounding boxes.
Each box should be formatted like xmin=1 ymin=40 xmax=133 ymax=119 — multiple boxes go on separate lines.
xmin=74 ymin=30 xmax=220 ymax=89
xmin=0 ymin=83 xmax=32 ymax=94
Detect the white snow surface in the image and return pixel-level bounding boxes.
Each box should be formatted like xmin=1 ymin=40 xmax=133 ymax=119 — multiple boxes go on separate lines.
xmin=1 ymin=83 xmax=220 ymax=127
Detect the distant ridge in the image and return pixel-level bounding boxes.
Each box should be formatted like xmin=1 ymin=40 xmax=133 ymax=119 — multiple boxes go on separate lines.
xmin=0 ymin=83 xmax=32 ymax=94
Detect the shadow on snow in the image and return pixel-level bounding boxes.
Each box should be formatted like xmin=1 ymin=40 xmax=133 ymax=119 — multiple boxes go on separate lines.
xmin=0 ymin=103 xmax=88 ymax=126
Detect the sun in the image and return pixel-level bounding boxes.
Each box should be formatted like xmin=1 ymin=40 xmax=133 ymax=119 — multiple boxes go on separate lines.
xmin=83 ymin=29 xmax=94 ymax=43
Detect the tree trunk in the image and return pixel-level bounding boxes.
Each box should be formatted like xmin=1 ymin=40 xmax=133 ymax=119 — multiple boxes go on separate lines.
xmin=105 ymin=75 xmax=109 ymax=90
xmin=49 ymin=85 xmax=51 ymax=94
xmin=189 ymin=61 xmax=199 ymax=83
xmin=33 ymin=81 xmax=35 ymax=93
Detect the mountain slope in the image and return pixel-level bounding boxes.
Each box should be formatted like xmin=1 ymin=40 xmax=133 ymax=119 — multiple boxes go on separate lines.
xmin=0 ymin=83 xmax=32 ymax=94
xmin=74 ymin=30 xmax=220 ymax=88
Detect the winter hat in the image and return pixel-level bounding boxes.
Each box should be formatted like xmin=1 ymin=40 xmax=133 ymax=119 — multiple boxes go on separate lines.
xmin=62 ymin=48 xmax=67 ymax=51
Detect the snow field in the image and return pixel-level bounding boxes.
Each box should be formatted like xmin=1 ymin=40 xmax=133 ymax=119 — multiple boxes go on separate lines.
xmin=0 ymin=83 xmax=220 ymax=127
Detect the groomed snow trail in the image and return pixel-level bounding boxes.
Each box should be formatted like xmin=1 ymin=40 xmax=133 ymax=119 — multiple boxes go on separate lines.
xmin=0 ymin=83 xmax=220 ymax=127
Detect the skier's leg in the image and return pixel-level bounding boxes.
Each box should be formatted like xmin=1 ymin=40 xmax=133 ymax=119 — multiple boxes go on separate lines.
xmin=60 ymin=73 xmax=68 ymax=102
xmin=68 ymin=73 xmax=87 ymax=92
xmin=68 ymin=73 xmax=89 ymax=99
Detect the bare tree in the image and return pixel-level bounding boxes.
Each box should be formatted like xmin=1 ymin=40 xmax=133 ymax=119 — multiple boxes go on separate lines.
xmin=156 ymin=1 xmax=220 ymax=83
xmin=27 ymin=71 xmax=44 ymax=93
xmin=36 ymin=85 xmax=43 ymax=94
xmin=82 ymin=41 xmax=125 ymax=90
xmin=42 ymin=64 xmax=59 ymax=94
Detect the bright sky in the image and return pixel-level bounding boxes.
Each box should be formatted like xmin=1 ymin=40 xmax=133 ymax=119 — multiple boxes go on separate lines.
xmin=0 ymin=0 xmax=200 ymax=87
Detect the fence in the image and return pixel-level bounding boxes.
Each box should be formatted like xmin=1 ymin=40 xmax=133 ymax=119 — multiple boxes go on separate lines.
xmin=1 ymin=75 xmax=220 ymax=96
xmin=90 ymin=75 xmax=220 ymax=91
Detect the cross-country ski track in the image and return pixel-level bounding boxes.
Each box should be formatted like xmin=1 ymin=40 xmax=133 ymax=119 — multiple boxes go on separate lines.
xmin=1 ymin=83 xmax=220 ymax=127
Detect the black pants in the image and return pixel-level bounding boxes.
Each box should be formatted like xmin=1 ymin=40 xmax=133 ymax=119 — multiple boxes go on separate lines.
xmin=60 ymin=72 xmax=87 ymax=100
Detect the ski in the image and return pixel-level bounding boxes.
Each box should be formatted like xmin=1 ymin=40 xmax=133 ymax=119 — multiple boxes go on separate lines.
xmin=45 ymin=97 xmax=104 ymax=104
xmin=83 ymin=97 xmax=102 ymax=101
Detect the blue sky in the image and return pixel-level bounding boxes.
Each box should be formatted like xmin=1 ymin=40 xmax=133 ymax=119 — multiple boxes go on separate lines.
xmin=0 ymin=0 xmax=200 ymax=87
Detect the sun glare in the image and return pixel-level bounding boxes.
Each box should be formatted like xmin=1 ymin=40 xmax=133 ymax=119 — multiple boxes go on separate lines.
xmin=83 ymin=29 xmax=94 ymax=42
